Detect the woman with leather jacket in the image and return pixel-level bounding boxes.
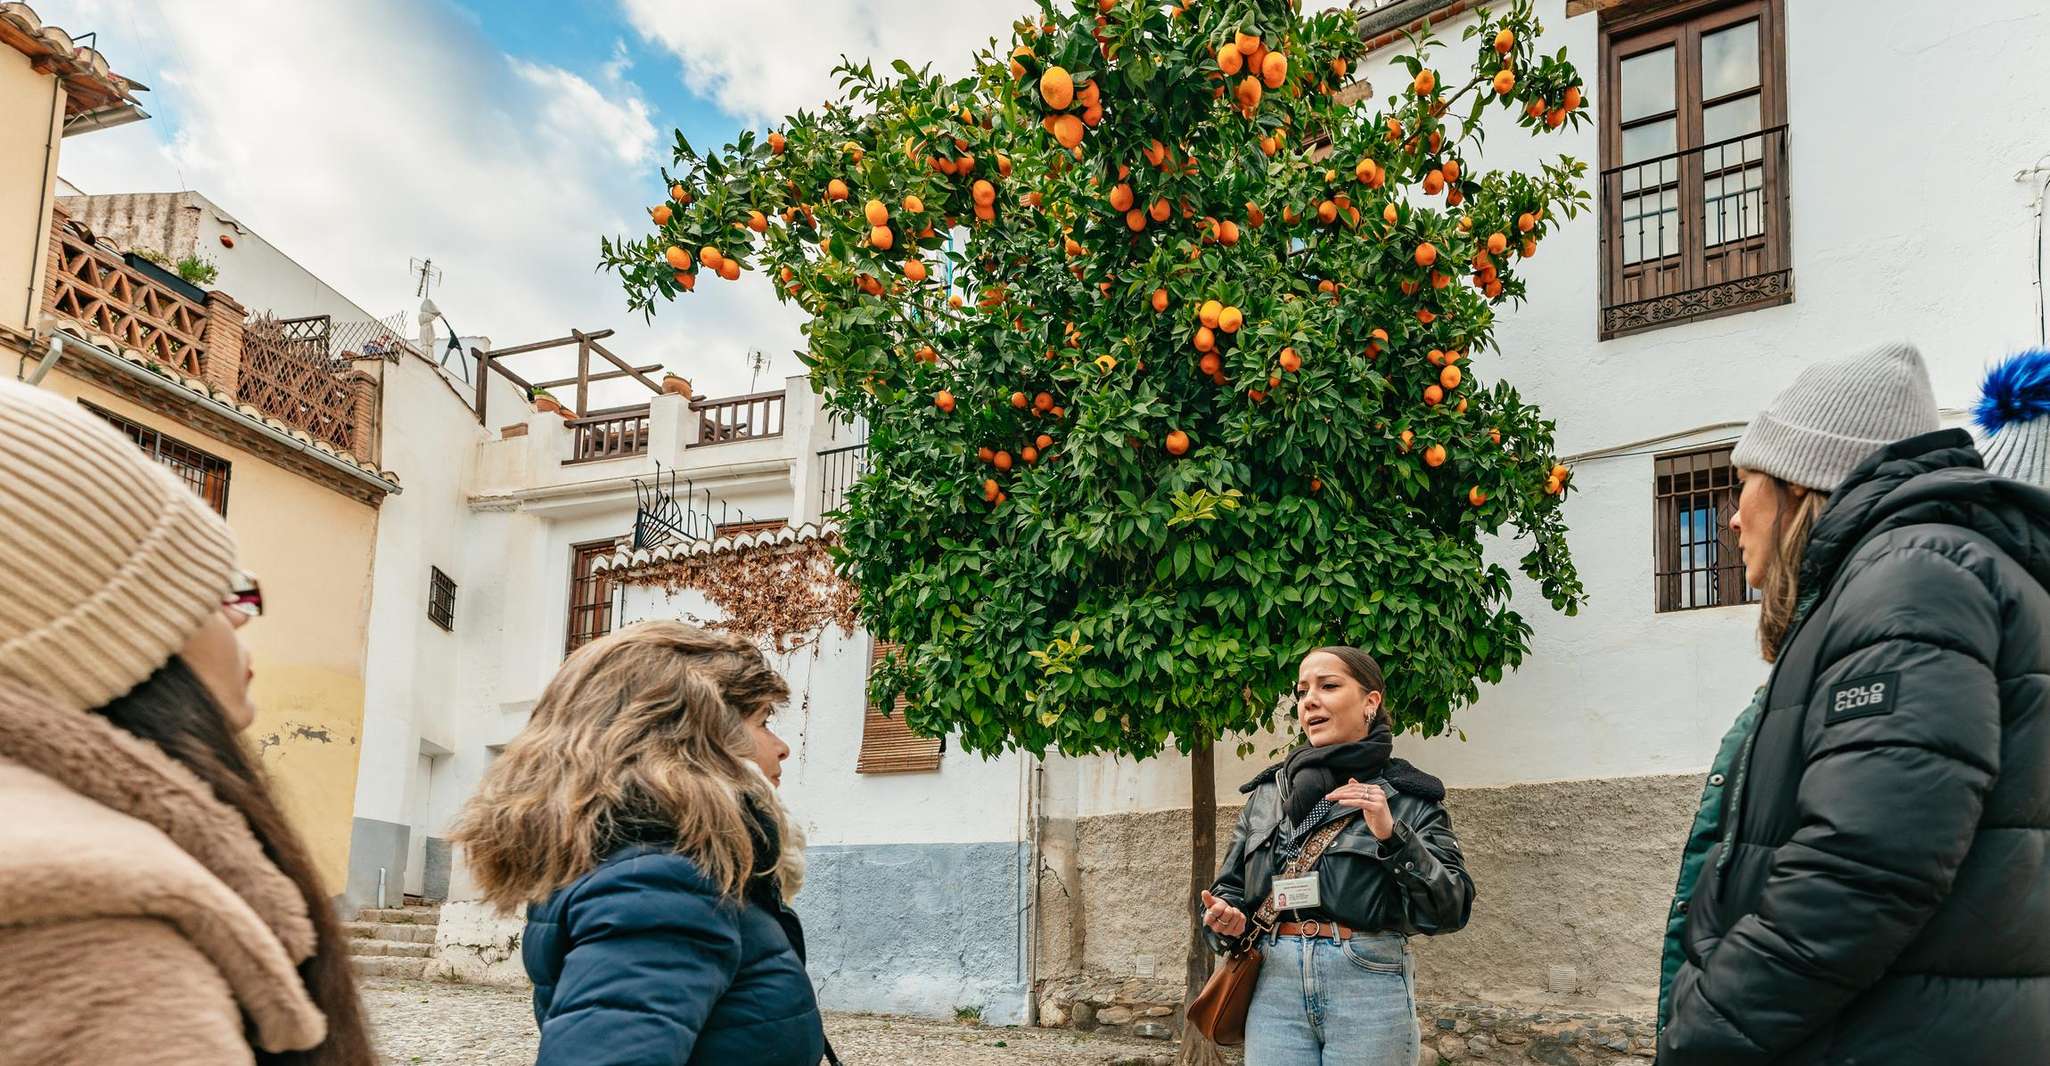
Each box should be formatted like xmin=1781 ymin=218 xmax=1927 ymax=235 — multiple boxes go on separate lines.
xmin=1200 ymin=646 xmax=1474 ymax=1065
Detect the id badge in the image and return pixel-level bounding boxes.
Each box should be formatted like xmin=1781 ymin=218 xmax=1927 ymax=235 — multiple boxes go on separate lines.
xmin=1271 ymin=873 xmax=1322 ymax=912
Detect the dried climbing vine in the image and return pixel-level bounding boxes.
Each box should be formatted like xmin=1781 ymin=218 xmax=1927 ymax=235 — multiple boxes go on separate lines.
xmin=626 ymin=534 xmax=860 ymax=653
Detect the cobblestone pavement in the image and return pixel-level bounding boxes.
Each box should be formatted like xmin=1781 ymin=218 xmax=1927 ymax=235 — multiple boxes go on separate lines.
xmin=363 ymin=977 xmax=1182 ymax=1065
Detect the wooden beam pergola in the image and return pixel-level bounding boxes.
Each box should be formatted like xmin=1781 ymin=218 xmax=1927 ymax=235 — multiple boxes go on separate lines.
xmin=470 ymin=328 xmax=663 ymax=425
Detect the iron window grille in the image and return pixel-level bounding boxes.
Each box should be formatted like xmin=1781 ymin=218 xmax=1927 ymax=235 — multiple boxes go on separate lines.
xmin=427 ymin=566 xmax=456 ymax=632
xmin=1653 ymin=444 xmax=1757 ymax=611
xmin=81 ymin=402 xmax=232 ymax=515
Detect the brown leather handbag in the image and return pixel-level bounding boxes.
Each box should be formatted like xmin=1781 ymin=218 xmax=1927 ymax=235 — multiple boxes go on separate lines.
xmin=1186 ymin=814 xmax=1354 ymax=1046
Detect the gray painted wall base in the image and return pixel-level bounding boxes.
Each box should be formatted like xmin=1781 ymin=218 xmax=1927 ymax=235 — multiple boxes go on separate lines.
xmin=795 ymin=841 xmax=1031 ymax=1025
xmin=345 ymin=816 xmax=411 ymax=911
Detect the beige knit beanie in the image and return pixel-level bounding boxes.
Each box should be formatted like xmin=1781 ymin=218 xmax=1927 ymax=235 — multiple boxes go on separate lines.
xmin=0 ymin=378 xmax=239 ymax=711
xmin=1730 ymin=342 xmax=1939 ymax=493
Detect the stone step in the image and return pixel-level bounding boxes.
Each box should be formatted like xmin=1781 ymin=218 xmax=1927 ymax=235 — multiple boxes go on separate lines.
xmin=351 ymin=955 xmax=429 ymax=980
xmin=342 ymin=921 xmax=439 ymax=944
xmin=347 ymin=939 xmax=433 ymax=958
xmin=354 ymin=906 xmax=440 ymax=926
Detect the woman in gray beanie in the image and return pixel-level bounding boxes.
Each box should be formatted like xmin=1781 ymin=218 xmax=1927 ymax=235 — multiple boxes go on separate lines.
xmin=1656 ymin=343 xmax=2050 ymax=1064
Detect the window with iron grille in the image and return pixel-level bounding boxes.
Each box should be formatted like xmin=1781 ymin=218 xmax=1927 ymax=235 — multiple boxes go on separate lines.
xmin=857 ymin=639 xmax=943 ymax=774
xmin=1654 ymin=445 xmax=1757 ymax=611
xmin=82 ymin=402 xmax=232 ymax=516
xmin=427 ymin=566 xmax=456 ymax=632
xmin=1599 ymin=0 xmax=1790 ymax=338
xmin=565 ymin=540 xmax=616 ymax=655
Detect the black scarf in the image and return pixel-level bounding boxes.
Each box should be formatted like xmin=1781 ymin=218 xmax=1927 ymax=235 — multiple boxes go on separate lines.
xmin=1281 ymin=718 xmax=1394 ymax=826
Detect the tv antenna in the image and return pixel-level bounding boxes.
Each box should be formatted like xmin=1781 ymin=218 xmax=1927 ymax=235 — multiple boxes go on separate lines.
xmin=410 ymin=257 xmax=443 ymax=299
xmin=746 ymin=350 xmax=768 ymax=393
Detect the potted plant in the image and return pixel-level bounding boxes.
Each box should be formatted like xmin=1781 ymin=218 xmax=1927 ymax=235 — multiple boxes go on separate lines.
xmin=661 ymin=372 xmax=693 ymax=398
xmin=557 ymin=406 xmax=577 ymax=421
xmin=531 ymin=389 xmax=561 ymax=414
xmin=124 ymin=248 xmax=208 ymax=303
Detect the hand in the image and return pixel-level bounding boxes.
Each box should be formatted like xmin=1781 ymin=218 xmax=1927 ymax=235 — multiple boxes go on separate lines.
xmin=1326 ymin=778 xmax=1395 ymax=840
xmin=1200 ymin=890 xmax=1248 ymax=937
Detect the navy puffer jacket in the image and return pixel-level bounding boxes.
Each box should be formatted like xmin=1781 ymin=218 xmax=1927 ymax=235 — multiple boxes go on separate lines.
xmin=524 ymin=845 xmax=827 ymax=1066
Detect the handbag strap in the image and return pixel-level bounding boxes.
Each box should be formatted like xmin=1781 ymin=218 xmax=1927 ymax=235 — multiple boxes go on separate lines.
xmin=1250 ymin=811 xmax=1356 ymax=930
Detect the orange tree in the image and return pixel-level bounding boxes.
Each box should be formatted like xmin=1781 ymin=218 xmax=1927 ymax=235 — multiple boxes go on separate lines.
xmin=604 ymin=0 xmax=1587 ymax=1036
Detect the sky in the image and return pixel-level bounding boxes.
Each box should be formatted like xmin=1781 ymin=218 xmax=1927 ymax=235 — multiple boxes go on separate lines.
xmin=38 ymin=0 xmax=1350 ymax=399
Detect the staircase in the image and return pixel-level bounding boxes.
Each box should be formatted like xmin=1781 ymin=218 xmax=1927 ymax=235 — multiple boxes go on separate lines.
xmin=344 ymin=903 xmax=440 ymax=979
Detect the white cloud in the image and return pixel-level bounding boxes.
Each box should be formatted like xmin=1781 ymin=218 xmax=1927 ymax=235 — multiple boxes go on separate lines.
xmin=620 ymin=0 xmax=1024 ymax=124
xmin=38 ymin=0 xmax=804 ymax=401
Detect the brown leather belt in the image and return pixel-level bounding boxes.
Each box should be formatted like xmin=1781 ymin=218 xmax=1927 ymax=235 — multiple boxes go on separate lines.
xmin=1273 ymin=919 xmax=1358 ymax=941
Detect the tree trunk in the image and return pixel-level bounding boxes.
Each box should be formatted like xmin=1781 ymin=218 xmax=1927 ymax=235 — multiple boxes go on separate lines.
xmin=1177 ymin=738 xmax=1227 ymax=1066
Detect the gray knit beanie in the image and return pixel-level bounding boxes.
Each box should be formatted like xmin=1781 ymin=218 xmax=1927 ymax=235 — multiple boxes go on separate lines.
xmin=1729 ymin=342 xmax=1938 ymax=493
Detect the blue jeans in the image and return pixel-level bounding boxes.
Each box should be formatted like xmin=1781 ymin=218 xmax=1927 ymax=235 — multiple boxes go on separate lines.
xmin=1243 ymin=930 xmax=1419 ymax=1066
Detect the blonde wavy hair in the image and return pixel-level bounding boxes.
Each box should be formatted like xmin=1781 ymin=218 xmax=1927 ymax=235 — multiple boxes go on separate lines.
xmin=449 ymin=621 xmax=804 ymax=909
xmin=1748 ymin=473 xmax=1831 ymax=662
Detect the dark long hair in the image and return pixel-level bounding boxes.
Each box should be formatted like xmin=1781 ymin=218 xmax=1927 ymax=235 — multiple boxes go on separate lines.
xmin=96 ymin=658 xmax=374 ymax=1066
xmin=1314 ymin=645 xmax=1389 ymax=727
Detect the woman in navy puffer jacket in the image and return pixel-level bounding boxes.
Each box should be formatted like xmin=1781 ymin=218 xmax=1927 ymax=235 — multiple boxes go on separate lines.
xmin=449 ymin=621 xmax=832 ymax=1066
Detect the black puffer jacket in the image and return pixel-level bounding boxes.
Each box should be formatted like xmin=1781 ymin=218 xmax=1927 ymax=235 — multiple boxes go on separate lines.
xmin=1661 ymin=430 xmax=2050 ymax=1064
xmin=1208 ymin=758 xmax=1473 ymax=951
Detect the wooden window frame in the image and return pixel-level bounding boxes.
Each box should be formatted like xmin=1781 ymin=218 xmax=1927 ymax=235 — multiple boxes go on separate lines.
xmin=1653 ymin=444 xmax=1756 ymax=612
xmin=857 ymin=638 xmax=944 ymax=774
xmin=427 ymin=566 xmax=456 ymax=632
xmin=564 ymin=539 xmax=617 ymax=655
xmin=81 ymin=402 xmax=232 ymax=516
xmin=1598 ymin=0 xmax=1791 ymax=339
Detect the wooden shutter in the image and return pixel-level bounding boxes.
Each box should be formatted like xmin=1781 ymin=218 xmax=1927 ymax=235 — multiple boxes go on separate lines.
xmin=857 ymin=640 xmax=943 ymax=774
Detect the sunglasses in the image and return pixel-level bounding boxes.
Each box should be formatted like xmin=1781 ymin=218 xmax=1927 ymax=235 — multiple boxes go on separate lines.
xmin=224 ymin=571 xmax=264 ymax=619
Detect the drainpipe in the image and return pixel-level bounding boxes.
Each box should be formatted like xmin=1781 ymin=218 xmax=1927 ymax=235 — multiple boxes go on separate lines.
xmin=1024 ymin=757 xmax=1044 ymax=1026
xmin=25 ymin=333 xmax=63 ymax=384
xmin=25 ymin=78 xmax=61 ymax=331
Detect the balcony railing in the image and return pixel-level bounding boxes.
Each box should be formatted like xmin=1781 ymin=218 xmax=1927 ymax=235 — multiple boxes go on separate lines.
xmin=1599 ymin=124 xmax=1791 ymax=338
xmin=818 ymin=442 xmax=868 ymax=517
xmin=568 ymin=405 xmax=652 ymax=463
xmin=239 ymin=313 xmax=362 ymax=452
xmin=45 ymin=219 xmax=212 ymax=376
xmin=691 ymin=390 xmax=785 ymax=446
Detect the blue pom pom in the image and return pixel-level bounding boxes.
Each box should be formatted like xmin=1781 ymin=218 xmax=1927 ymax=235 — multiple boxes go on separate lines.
xmin=1975 ymin=349 xmax=2050 ymax=436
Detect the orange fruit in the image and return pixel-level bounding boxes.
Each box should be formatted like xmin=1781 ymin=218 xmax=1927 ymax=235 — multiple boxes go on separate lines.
xmin=1487 ymin=231 xmax=1509 ymax=255
xmin=1518 ymin=212 xmax=1537 ymax=233
xmin=1493 ymin=68 xmax=1516 ymax=95
xmin=671 ymin=183 xmax=690 ymax=203
xmin=1547 ymin=108 xmax=1566 ymax=128
xmin=1423 ymin=170 xmax=1446 ymax=195
xmin=865 ymin=200 xmax=889 ymax=226
xmin=1522 ymin=238 xmax=1538 ymax=258
xmin=903 ymin=258 xmax=928 ymax=283
xmin=1040 ymin=66 xmax=1075 ymax=109
xmin=1260 ymin=136 xmax=1278 ymax=156
xmin=1261 ymin=51 xmax=1288 ymax=89
xmin=1399 ymin=429 xmax=1414 ymax=452
xmin=1382 ymin=203 xmax=1399 ymax=225
xmin=1218 ymin=220 xmax=1240 ymax=245
xmin=983 ymin=478 xmax=1000 ymax=500
xmin=1278 ymin=347 xmax=1301 ymax=372
xmin=994 ymin=450 xmax=1013 ymax=471
xmin=1109 ymin=183 xmax=1135 ymax=211
xmin=902 ymin=195 xmax=925 ymax=215
xmin=1218 ymin=306 xmax=1243 ymax=333
xmin=1413 ymin=69 xmax=1436 ymax=95
xmin=1194 ymin=326 xmax=1217 ymax=352
xmin=935 ymin=390 xmax=956 ymax=412
xmin=1011 ymin=391 xmax=1029 ymax=409
xmin=1546 ymin=476 xmax=1562 ymax=495
xmin=1552 ymin=463 xmax=1570 ymax=482
xmin=1424 ymin=444 xmax=1447 ymax=467
xmin=1126 ymin=209 xmax=1147 ymax=231
xmin=827 ymin=179 xmax=850 ymax=201
xmin=1165 ymin=430 xmax=1191 ymax=456
xmin=977 ymin=446 xmax=995 ymax=462
xmin=767 ymin=132 xmax=786 ymax=154
xmin=651 ymin=204 xmax=673 ymax=226
xmin=1494 ymin=28 xmax=1514 ymax=53
xmin=1150 ymin=197 xmax=1172 ymax=222
xmin=973 ymin=180 xmax=997 ymax=206
xmin=1440 ymin=364 xmax=1462 ymax=389
xmin=1152 ymin=288 xmax=1170 ymax=312
xmin=869 ymin=225 xmax=894 ymax=251
xmin=1218 ymin=44 xmax=1243 ymax=76
xmin=1424 ymin=384 xmax=1444 ymax=405
xmin=1199 ymin=352 xmax=1221 ymax=376
xmin=664 ymin=246 xmax=692 ymax=270
xmin=1564 ymin=85 xmax=1583 ymax=111
xmin=700 ymin=246 xmax=725 ymax=269
xmin=1023 ymin=446 xmax=1040 ymax=463
xmin=1236 ymin=76 xmax=1263 ymax=111
xmin=674 ymin=271 xmax=695 ymax=291
xmin=1246 ymin=202 xmax=1265 ymax=227
xmin=1415 ymin=242 xmax=1439 ymax=267
xmin=1469 ymin=486 xmax=1488 ymax=506
xmin=747 ymin=210 xmax=768 ymax=233
xmin=1144 ymin=139 xmax=1168 ymax=167
xmin=1234 ymin=30 xmax=1261 ymax=54
xmin=915 ymin=345 xmax=938 ymax=363
xmin=1198 ymin=299 xmax=1223 ymax=328
xmin=1053 ymin=114 xmax=1085 ymax=148
xmin=1317 ymin=200 xmax=1338 ymax=224
xmin=1034 ymin=392 xmax=1054 ymax=412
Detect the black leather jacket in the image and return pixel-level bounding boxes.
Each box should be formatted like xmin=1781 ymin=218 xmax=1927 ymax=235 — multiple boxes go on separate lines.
xmin=1207 ymin=764 xmax=1474 ymax=952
